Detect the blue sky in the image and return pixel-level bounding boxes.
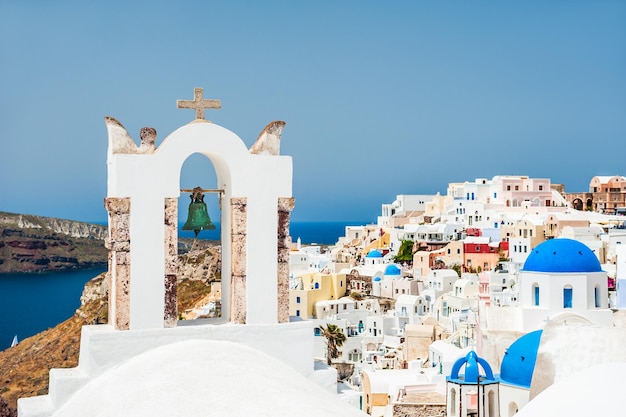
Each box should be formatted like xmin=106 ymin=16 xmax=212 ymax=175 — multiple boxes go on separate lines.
xmin=1 ymin=1 xmax=625 ymax=223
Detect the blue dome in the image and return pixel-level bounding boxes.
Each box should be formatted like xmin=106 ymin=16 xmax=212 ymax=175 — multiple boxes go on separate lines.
xmin=366 ymin=250 xmax=383 ymax=258
xmin=523 ymin=238 xmax=602 ymax=273
xmin=385 ymin=264 xmax=401 ymax=275
xmin=500 ymin=330 xmax=542 ymax=388
xmin=447 ymin=351 xmax=497 ymax=384
xmin=373 ymin=277 xmax=381 ymax=282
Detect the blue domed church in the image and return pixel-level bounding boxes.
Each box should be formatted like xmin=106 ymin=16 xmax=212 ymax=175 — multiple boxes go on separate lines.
xmin=518 ymin=238 xmax=613 ymax=331
xmin=497 ymin=330 xmax=542 ymax=416
xmin=471 ymin=238 xmax=615 ymax=416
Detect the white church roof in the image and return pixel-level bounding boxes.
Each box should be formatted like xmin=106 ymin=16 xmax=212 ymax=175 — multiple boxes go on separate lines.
xmin=516 ymin=362 xmax=626 ymax=417
xmin=50 ymin=339 xmax=367 ymax=417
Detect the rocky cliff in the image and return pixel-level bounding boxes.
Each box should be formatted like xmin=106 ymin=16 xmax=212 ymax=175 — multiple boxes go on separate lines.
xmin=0 ymin=212 xmax=107 ymax=240
xmin=0 ymin=212 xmax=108 ymax=273
xmin=0 ymin=245 xmax=220 ymax=415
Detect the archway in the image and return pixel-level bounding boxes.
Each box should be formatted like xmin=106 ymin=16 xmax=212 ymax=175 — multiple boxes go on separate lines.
xmin=177 ymin=153 xmax=222 ymax=321
xmin=572 ymin=198 xmax=583 ymax=211
xmin=507 ymin=401 xmax=518 ymax=416
xmin=104 ymin=107 xmax=293 ymax=330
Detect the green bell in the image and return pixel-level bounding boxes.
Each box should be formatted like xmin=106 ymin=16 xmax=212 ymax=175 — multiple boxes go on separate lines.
xmin=182 ymin=187 xmax=216 ymax=236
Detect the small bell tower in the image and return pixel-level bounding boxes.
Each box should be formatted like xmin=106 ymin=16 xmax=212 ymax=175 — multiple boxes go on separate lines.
xmin=446 ymin=351 xmax=499 ymax=417
xmin=104 ymin=88 xmax=293 ymax=330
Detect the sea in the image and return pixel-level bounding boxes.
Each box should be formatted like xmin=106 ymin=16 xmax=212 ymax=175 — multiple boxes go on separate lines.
xmin=0 ymin=268 xmax=107 ymax=351
xmin=0 ymin=221 xmax=367 ymax=351
xmin=178 ymin=220 xmax=365 ymax=245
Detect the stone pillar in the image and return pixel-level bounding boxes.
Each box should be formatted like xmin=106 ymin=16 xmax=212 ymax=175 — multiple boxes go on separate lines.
xmin=277 ymin=197 xmax=295 ymax=323
xmin=104 ymin=197 xmax=131 ymax=330
xmin=163 ymin=198 xmax=178 ymax=327
xmin=230 ymin=197 xmax=247 ymax=323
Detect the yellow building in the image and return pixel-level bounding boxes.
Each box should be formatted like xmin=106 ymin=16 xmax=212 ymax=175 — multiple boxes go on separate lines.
xmin=289 ymin=272 xmax=348 ymax=319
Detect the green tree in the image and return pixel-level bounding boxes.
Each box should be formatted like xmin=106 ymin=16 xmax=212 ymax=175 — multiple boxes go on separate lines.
xmin=450 ymin=264 xmax=462 ymax=277
xmin=349 ymin=291 xmax=363 ymax=301
xmin=393 ymin=239 xmax=415 ymax=263
xmin=319 ymin=324 xmax=347 ymax=365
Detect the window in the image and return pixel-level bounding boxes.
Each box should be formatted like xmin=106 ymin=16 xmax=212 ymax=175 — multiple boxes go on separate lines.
xmin=488 ymin=391 xmax=496 ymax=417
xmin=296 ymin=310 xmax=300 ymax=316
xmin=515 ymin=185 xmax=519 ymax=191
xmin=343 ymin=304 xmax=347 ymax=310
xmin=507 ymin=185 xmax=511 ymax=191
xmin=533 ymin=284 xmax=540 ymax=306
xmin=349 ymin=349 xmax=362 ymax=362
xmin=595 ymin=286 xmax=601 ymax=308
xmin=451 ymin=389 xmax=457 ymax=415
xmin=563 ymin=286 xmax=573 ymax=308
xmin=539 ymin=185 xmax=543 ymax=190
xmin=296 ymin=296 xmax=301 ymax=304
xmin=314 ymin=282 xmax=319 ymax=289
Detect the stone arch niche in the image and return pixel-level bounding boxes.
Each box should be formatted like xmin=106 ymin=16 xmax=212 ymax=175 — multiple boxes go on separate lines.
xmin=104 ymin=105 xmax=293 ymax=331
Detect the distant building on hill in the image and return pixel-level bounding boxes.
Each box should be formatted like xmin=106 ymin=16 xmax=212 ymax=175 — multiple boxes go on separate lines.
xmin=378 ymin=194 xmax=439 ymax=228
xmin=564 ymin=175 xmax=626 ymax=214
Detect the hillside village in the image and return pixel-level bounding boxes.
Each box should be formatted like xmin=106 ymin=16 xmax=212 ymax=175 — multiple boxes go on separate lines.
xmin=7 ymin=92 xmax=626 ymax=417
xmin=287 ymin=174 xmax=626 ymax=416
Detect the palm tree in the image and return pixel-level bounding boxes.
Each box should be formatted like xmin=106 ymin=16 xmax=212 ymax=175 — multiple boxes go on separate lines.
xmin=319 ymin=323 xmax=347 ymax=365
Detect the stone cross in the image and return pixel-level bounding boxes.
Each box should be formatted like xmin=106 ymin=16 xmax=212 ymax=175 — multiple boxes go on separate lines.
xmin=177 ymin=87 xmax=221 ymax=121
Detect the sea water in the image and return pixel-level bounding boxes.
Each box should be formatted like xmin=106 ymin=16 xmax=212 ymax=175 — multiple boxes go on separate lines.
xmin=179 ymin=221 xmax=368 ymax=245
xmin=0 ymin=268 xmax=106 ymax=350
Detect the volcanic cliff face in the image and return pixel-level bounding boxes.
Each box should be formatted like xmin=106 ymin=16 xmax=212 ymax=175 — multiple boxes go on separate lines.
xmin=0 ymin=212 xmax=108 ymax=273
xmin=0 ymin=213 xmax=107 ymax=240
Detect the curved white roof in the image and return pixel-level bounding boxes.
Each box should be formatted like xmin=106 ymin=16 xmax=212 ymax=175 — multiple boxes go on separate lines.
xmin=51 ymin=339 xmax=367 ymax=417
xmin=516 ymin=362 xmax=626 ymax=417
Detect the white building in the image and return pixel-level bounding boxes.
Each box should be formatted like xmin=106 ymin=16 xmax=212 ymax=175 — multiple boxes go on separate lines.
xmin=517 ymin=238 xmax=613 ymax=331
xmin=395 ymin=294 xmax=429 ymax=332
xmin=378 ymin=194 xmax=437 ymax=227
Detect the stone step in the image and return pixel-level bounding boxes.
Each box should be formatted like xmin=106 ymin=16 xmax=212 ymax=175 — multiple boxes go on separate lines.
xmin=48 ymin=367 xmax=90 ymax=408
xmin=17 ymin=394 xmax=53 ymax=417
